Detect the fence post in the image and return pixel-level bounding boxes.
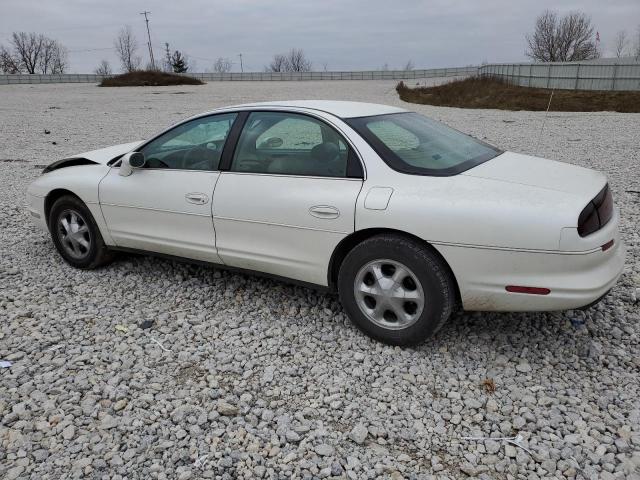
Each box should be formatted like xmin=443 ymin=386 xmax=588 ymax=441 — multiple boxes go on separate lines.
xmin=546 ymin=64 xmax=551 ymax=88
xmin=611 ymin=63 xmax=618 ymax=91
xmin=574 ymin=63 xmax=580 ymax=90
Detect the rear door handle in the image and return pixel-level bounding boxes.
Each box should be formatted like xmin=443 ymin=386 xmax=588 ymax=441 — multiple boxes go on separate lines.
xmin=185 ymin=192 xmax=209 ymax=205
xmin=309 ymin=205 xmax=340 ymax=219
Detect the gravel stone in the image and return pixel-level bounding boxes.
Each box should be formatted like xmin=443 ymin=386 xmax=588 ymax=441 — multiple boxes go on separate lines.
xmin=315 ymin=443 xmax=335 ymax=456
xmin=285 ymin=430 xmax=301 ymax=442
xmin=216 ymin=400 xmax=239 ymax=416
xmin=349 ymin=424 xmax=368 ymax=444
xmin=1 ymin=80 xmax=638 ymax=479
xmin=99 ymin=415 xmax=118 ymax=429
xmin=61 ymin=425 xmax=75 ymax=440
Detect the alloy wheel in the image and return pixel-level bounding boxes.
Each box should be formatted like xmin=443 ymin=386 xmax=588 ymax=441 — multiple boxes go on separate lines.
xmin=57 ymin=209 xmax=91 ymax=259
xmin=353 ymin=259 xmax=425 ymax=330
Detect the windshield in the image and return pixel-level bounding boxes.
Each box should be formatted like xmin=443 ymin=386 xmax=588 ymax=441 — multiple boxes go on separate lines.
xmin=347 ymin=112 xmax=501 ymax=176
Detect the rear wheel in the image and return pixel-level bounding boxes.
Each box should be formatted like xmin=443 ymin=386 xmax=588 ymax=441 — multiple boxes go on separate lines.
xmin=338 ymin=235 xmax=455 ymax=346
xmin=49 ymin=195 xmax=114 ymax=269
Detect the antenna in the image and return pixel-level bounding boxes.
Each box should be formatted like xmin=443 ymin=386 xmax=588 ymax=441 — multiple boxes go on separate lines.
xmin=140 ymin=11 xmax=156 ymax=69
xmin=535 ymin=88 xmax=555 ymax=155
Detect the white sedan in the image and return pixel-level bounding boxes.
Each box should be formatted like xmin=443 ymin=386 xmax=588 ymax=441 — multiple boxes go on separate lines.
xmin=26 ymin=101 xmax=625 ymax=345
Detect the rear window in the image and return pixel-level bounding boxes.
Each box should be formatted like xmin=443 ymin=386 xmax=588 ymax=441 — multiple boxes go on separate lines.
xmin=347 ymin=112 xmax=501 ymax=176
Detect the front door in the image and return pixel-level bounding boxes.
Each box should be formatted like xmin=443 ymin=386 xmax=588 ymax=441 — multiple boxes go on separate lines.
xmin=99 ymin=112 xmax=238 ymax=262
xmin=212 ymin=111 xmax=364 ymax=285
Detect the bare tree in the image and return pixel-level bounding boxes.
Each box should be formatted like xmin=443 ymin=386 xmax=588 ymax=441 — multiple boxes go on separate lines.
xmin=0 ymin=45 xmax=20 ymax=73
xmin=634 ymin=25 xmax=640 ymax=60
xmin=114 ymin=26 xmax=141 ymax=72
xmin=266 ymin=48 xmax=312 ymax=72
xmin=52 ymin=44 xmax=68 ymax=73
xmin=266 ymin=53 xmax=289 ymax=72
xmin=380 ymin=63 xmax=389 ymax=71
xmin=163 ymin=43 xmax=172 ymax=72
xmin=614 ymin=30 xmax=628 ymax=58
xmin=39 ymin=38 xmax=67 ymax=73
xmin=286 ymin=48 xmax=312 ymax=72
xmin=526 ymin=10 xmax=600 ymax=62
xmin=403 ymin=60 xmax=415 ymax=70
xmin=10 ymin=32 xmax=45 ymax=73
xmin=3 ymin=32 xmax=68 ymax=74
xmin=94 ymin=60 xmax=112 ymax=75
xmin=212 ymin=57 xmax=233 ymax=73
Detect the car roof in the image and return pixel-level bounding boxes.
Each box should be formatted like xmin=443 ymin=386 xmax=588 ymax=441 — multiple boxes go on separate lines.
xmin=220 ymin=100 xmax=409 ymax=119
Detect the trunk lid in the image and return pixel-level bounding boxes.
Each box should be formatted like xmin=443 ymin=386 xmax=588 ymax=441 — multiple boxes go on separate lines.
xmin=462 ymin=151 xmax=606 ymax=198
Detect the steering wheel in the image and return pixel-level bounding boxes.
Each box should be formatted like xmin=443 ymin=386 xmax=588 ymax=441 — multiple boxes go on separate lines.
xmin=183 ymin=147 xmax=214 ymax=170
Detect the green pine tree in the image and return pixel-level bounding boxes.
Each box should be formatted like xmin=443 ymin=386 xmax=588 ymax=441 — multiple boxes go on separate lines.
xmin=170 ymin=50 xmax=188 ymax=73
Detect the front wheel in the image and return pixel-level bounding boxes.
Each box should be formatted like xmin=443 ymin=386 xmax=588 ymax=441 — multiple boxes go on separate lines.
xmin=49 ymin=195 xmax=115 ymax=269
xmin=338 ymin=235 xmax=455 ymax=346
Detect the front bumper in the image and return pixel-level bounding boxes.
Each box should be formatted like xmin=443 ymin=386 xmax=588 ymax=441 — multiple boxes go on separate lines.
xmin=26 ymin=192 xmax=48 ymax=231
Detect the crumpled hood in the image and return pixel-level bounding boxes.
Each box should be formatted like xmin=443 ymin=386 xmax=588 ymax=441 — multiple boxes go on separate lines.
xmin=462 ymin=151 xmax=607 ymax=200
xmin=71 ymin=140 xmax=144 ymax=165
xmin=42 ymin=140 xmax=144 ymax=173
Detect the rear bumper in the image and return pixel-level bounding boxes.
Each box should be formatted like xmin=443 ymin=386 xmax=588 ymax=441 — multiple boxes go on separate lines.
xmin=437 ymin=238 xmax=626 ymax=312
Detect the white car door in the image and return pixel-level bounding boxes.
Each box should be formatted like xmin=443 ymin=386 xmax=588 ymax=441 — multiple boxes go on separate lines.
xmin=99 ymin=113 xmax=238 ymax=263
xmin=212 ymin=111 xmax=364 ymax=285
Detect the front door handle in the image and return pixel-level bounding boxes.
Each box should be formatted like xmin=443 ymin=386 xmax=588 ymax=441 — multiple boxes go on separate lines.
xmin=309 ymin=205 xmax=340 ymax=219
xmin=185 ymin=192 xmax=209 ymax=205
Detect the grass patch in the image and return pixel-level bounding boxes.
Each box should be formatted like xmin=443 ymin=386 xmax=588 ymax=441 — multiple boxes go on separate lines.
xmin=397 ymin=76 xmax=640 ymax=112
xmin=100 ymin=70 xmax=204 ymax=87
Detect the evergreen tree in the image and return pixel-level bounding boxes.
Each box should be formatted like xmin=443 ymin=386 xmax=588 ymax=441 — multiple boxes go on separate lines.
xmin=170 ymin=50 xmax=188 ymax=73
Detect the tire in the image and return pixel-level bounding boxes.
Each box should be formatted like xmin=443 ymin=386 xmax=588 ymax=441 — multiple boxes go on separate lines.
xmin=338 ymin=234 xmax=455 ymax=346
xmin=48 ymin=195 xmax=115 ymax=269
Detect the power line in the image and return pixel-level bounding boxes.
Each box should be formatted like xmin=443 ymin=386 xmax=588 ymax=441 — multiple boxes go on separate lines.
xmin=140 ymin=11 xmax=155 ymax=69
xmin=66 ymin=47 xmax=114 ymax=53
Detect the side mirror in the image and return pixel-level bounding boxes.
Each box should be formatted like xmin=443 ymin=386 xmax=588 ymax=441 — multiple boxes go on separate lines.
xmin=118 ymin=152 xmax=146 ymax=177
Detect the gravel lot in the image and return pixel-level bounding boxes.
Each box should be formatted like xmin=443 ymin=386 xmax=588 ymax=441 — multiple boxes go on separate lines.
xmin=1 ymin=80 xmax=639 ymax=480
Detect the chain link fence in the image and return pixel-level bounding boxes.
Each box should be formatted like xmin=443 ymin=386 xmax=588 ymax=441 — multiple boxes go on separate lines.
xmin=0 ymin=67 xmax=477 ymax=85
xmin=479 ymin=61 xmax=640 ymax=91
xmin=3 ymin=61 xmax=639 ymax=90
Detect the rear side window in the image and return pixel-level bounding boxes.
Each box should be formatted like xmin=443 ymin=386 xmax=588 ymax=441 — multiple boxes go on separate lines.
xmin=231 ymin=112 xmax=351 ymax=177
xmin=347 ymin=112 xmax=501 ymax=176
xmin=255 ymin=117 xmax=324 ymax=150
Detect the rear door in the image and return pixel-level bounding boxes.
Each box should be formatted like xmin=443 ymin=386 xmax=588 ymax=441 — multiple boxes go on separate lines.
xmin=212 ymin=111 xmax=364 ymax=285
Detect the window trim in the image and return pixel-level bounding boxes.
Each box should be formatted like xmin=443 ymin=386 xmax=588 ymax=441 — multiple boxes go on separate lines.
xmin=219 ymin=109 xmax=365 ymax=180
xmin=346 ymin=112 xmax=502 ymax=177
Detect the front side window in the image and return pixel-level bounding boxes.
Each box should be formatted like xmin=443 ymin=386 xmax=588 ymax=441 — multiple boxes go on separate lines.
xmin=231 ymin=112 xmax=349 ymax=177
xmin=347 ymin=112 xmax=501 ymax=176
xmin=140 ymin=113 xmax=237 ymax=171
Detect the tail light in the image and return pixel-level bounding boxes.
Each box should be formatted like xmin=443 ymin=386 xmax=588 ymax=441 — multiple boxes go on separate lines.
xmin=578 ymin=184 xmax=613 ymax=237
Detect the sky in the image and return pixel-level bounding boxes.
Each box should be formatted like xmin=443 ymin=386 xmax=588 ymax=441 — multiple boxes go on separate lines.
xmin=0 ymin=0 xmax=638 ymax=73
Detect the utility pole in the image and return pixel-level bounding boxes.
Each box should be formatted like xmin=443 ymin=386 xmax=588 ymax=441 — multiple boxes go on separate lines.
xmin=238 ymin=53 xmax=243 ymax=73
xmin=140 ymin=11 xmax=156 ymax=69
